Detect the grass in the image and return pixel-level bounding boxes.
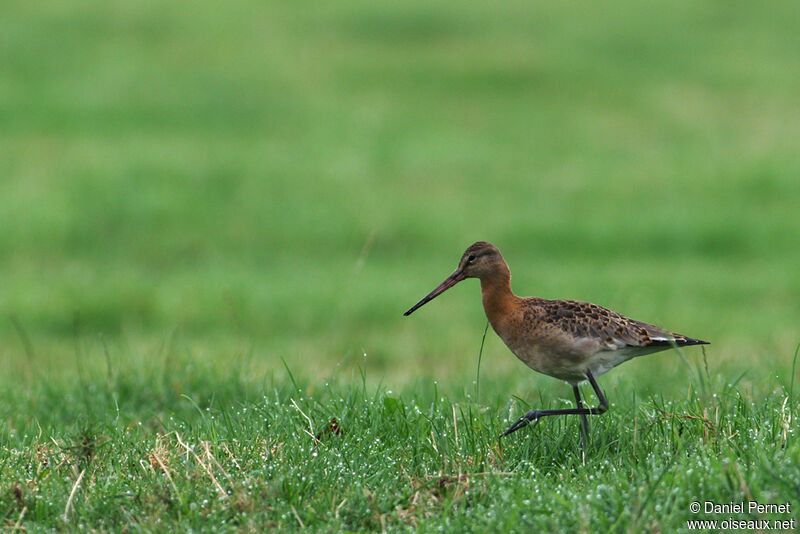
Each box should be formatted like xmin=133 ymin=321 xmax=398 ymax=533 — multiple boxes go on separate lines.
xmin=2 ymin=0 xmax=799 ymax=371
xmin=2 ymin=346 xmax=798 ymax=531
xmin=1 ymin=0 xmax=799 ymax=530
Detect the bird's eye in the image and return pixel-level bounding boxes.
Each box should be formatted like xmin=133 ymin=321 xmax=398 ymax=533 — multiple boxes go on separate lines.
xmin=467 ymin=255 xmax=476 ymax=263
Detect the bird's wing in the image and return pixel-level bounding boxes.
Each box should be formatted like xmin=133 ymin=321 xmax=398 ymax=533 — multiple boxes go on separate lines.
xmin=536 ymin=299 xmax=708 ymax=350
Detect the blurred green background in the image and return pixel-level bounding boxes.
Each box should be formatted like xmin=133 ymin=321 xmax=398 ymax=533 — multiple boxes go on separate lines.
xmin=1 ymin=0 xmax=799 ymax=386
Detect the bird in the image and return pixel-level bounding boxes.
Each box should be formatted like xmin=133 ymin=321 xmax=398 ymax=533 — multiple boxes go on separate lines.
xmin=403 ymin=241 xmax=709 ymax=449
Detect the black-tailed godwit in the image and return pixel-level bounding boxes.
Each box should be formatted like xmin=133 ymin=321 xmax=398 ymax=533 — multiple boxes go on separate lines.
xmin=403 ymin=241 xmax=709 ymax=448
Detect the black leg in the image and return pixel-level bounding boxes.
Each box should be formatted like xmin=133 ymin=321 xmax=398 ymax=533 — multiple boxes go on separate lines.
xmin=574 ymin=385 xmax=589 ymax=451
xmin=501 ymin=370 xmax=610 ymax=438
xmin=586 ymin=370 xmax=609 ymax=411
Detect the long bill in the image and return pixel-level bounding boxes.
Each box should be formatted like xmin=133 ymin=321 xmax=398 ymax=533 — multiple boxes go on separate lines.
xmin=403 ymin=269 xmax=466 ymax=316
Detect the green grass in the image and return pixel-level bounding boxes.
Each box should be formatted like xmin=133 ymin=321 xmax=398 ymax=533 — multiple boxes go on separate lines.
xmin=1 ymin=0 xmax=799 ymax=530
xmin=2 ymin=347 xmax=798 ymax=531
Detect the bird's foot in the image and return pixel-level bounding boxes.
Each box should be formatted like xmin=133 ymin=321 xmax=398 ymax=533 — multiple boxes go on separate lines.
xmin=500 ymin=410 xmax=542 ymax=437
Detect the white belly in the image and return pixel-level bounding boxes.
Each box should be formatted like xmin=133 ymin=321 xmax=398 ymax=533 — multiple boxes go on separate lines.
xmin=508 ymin=339 xmax=670 ymax=384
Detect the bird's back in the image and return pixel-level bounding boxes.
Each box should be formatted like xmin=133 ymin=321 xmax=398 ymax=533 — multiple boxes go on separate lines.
xmin=496 ymin=297 xmax=708 ymax=383
xmin=527 ymin=298 xmax=707 ymax=347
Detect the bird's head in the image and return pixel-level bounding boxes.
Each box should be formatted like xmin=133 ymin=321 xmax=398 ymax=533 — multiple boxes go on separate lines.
xmin=403 ymin=241 xmax=506 ymax=316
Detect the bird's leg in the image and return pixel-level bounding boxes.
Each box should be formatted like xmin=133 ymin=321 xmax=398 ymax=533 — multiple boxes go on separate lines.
xmin=501 ymin=411 xmax=543 ymax=436
xmin=573 ymin=385 xmax=589 ymax=452
xmin=501 ymin=370 xmax=610 ymax=438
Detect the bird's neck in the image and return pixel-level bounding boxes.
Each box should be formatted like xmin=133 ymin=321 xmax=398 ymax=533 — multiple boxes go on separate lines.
xmin=480 ymin=263 xmax=517 ymax=327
